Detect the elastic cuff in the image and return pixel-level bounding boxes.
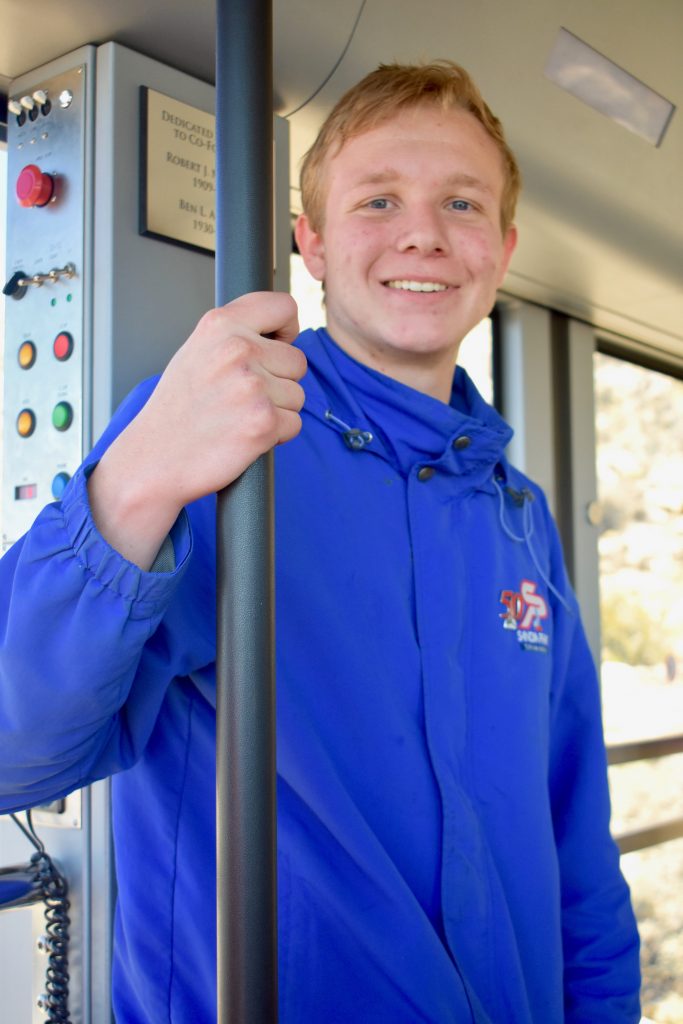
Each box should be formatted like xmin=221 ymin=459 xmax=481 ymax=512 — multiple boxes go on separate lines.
xmin=58 ymin=461 xmax=192 ymax=618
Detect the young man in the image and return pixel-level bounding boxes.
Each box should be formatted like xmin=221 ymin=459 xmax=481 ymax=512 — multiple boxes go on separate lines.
xmin=0 ymin=62 xmax=640 ymax=1022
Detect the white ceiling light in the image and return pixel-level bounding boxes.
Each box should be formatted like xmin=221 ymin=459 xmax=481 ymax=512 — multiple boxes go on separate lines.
xmin=544 ymin=27 xmax=675 ymax=147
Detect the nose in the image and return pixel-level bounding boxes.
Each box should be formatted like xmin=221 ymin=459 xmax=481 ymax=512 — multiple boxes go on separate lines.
xmin=395 ymin=204 xmax=450 ymax=255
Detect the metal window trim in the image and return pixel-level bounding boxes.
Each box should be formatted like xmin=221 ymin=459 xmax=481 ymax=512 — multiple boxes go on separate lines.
xmin=608 ymin=734 xmax=683 ymax=766
xmin=496 ymin=298 xmax=557 ymax=514
xmin=593 ymin=318 xmax=683 ymax=380
xmin=564 ymin=318 xmax=602 ymax=665
xmin=617 ymin=817 xmax=683 ymax=856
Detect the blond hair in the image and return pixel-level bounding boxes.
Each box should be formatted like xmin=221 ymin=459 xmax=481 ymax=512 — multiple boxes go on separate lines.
xmin=300 ymin=60 xmax=521 ymax=234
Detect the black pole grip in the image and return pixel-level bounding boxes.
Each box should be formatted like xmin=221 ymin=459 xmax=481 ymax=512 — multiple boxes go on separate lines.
xmin=214 ymin=0 xmax=278 ymax=1021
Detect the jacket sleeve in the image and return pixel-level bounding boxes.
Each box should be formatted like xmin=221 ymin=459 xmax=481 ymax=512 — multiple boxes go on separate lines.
xmin=542 ymin=496 xmax=641 ymax=1022
xmin=0 ymin=378 xmax=214 ymax=813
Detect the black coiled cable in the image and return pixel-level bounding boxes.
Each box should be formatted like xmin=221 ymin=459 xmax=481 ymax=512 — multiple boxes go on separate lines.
xmin=10 ymin=812 xmax=71 ymax=1023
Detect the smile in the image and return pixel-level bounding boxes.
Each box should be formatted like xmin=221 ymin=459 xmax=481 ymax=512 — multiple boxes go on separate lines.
xmin=384 ymin=280 xmax=450 ymax=293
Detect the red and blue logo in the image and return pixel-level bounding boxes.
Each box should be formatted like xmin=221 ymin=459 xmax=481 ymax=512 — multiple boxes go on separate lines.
xmin=499 ymin=580 xmax=550 ymax=653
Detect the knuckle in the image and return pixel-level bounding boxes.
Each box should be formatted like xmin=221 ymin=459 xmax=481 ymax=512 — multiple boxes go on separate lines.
xmin=198 ymin=307 xmax=226 ymax=333
xmin=248 ymin=399 xmax=278 ymax=440
xmin=233 ymin=370 xmax=264 ymax=403
xmin=227 ymin=335 xmax=255 ymax=366
xmin=276 ymin=291 xmax=298 ymax=315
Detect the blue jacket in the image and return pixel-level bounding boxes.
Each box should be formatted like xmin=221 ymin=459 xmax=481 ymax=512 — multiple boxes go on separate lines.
xmin=0 ymin=328 xmax=640 ymax=1022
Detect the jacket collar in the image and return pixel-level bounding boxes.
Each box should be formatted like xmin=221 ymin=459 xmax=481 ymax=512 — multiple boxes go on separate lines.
xmin=297 ymin=328 xmax=513 ymax=487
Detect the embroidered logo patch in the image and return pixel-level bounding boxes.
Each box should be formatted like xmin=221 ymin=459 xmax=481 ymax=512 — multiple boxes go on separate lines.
xmin=499 ymin=580 xmax=550 ymax=653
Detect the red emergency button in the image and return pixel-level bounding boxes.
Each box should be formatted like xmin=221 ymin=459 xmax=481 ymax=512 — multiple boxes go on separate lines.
xmin=16 ymin=163 xmax=54 ymax=208
xmin=53 ymin=332 xmax=73 ymax=361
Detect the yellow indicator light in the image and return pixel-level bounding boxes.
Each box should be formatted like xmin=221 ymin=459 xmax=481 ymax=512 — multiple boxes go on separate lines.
xmin=18 ymin=341 xmax=36 ymax=369
xmin=17 ymin=409 xmax=36 ymax=437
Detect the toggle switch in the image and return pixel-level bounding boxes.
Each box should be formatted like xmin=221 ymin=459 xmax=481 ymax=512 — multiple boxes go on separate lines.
xmin=3 ymin=272 xmax=28 ymax=300
xmin=15 ymin=483 xmax=37 ymax=501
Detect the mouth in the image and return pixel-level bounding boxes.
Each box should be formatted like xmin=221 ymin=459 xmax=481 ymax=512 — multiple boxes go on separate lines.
xmin=383 ymin=279 xmax=452 ymax=293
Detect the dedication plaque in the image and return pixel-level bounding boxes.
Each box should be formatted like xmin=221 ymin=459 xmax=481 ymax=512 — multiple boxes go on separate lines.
xmin=140 ymin=87 xmax=216 ymax=253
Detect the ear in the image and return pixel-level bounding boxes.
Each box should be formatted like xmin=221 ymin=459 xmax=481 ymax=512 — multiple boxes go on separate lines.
xmin=498 ymin=225 xmax=518 ymax=284
xmin=294 ymin=214 xmax=326 ymax=282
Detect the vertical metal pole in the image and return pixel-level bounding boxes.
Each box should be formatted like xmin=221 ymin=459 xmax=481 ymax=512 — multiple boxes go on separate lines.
xmin=214 ymin=1 xmax=277 ymax=1022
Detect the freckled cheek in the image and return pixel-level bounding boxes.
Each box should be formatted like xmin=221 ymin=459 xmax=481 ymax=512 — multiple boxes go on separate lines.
xmin=335 ymin=232 xmax=385 ymax=281
xmin=461 ymin=238 xmax=505 ymax=282
xmin=456 ymin=227 xmax=497 ymax=260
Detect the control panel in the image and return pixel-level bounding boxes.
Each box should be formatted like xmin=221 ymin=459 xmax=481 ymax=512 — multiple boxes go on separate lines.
xmin=2 ymin=62 xmax=90 ymax=549
xmin=1 ymin=41 xmax=291 ymax=1023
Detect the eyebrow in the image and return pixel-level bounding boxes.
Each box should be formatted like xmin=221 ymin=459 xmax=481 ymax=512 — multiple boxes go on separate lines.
xmin=351 ymin=170 xmax=494 ymax=194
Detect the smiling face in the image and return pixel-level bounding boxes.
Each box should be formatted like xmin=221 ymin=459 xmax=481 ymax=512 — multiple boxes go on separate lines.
xmin=295 ymin=104 xmax=517 ymax=401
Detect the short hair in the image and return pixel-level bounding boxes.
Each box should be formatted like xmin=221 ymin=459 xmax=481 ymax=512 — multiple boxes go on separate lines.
xmin=300 ymin=60 xmax=521 ymax=235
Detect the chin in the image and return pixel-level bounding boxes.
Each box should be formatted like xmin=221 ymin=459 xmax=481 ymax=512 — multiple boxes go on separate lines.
xmin=379 ymin=337 xmax=457 ymax=362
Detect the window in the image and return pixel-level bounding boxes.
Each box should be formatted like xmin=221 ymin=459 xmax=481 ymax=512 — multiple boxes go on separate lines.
xmin=594 ymin=349 xmax=683 ymax=1023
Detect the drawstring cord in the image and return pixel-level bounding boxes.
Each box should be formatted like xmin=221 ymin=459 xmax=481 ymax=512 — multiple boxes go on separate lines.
xmin=493 ymin=478 xmax=572 ymax=613
xmin=324 ymin=409 xmax=374 ymax=451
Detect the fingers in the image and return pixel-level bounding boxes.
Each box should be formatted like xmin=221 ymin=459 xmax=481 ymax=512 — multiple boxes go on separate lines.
xmin=222 ymin=291 xmax=300 ymax=345
xmin=264 ymin=374 xmax=306 ymax=414
xmin=275 ymin=408 xmax=304 ymax=445
xmin=193 ymin=294 xmax=306 ymax=382
xmin=259 ymin=335 xmax=308 ymax=382
xmin=139 ymin=292 xmax=307 ymax=506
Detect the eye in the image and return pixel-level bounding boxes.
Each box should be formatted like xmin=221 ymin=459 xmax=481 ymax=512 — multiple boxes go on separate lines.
xmin=365 ymin=197 xmax=391 ymax=210
xmin=448 ymin=199 xmax=473 ymax=212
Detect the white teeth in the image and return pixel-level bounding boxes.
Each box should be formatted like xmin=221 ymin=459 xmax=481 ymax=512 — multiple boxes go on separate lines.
xmin=385 ymin=280 xmax=448 ymax=292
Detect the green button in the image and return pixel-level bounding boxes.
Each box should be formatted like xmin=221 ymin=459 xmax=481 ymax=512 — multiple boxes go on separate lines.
xmin=52 ymin=401 xmax=73 ymax=431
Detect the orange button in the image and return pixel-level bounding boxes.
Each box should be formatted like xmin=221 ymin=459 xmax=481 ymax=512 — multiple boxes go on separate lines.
xmin=17 ymin=409 xmax=36 ymax=437
xmin=18 ymin=341 xmax=36 ymax=369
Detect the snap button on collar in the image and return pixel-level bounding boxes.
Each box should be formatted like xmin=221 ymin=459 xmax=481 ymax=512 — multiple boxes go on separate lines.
xmin=453 ymin=435 xmax=472 ymax=450
xmin=417 ymin=466 xmax=435 ymax=482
